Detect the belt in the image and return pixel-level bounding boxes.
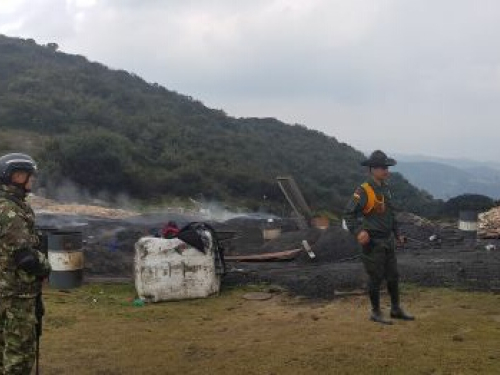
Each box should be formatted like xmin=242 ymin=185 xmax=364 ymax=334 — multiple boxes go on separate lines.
xmin=368 ymin=231 xmax=392 ymax=239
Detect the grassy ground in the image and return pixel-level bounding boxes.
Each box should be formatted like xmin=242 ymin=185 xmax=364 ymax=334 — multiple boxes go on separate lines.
xmin=40 ymin=284 xmax=500 ymax=375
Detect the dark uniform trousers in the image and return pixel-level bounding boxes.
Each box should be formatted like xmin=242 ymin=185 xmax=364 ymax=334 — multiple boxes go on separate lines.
xmin=360 ymin=236 xmax=400 ymax=310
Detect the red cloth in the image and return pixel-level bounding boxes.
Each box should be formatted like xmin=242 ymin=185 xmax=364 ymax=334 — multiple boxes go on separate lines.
xmin=162 ymin=225 xmax=180 ymax=239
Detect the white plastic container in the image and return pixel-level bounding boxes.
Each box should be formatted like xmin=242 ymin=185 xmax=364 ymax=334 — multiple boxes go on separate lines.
xmin=134 ymin=232 xmax=221 ymax=302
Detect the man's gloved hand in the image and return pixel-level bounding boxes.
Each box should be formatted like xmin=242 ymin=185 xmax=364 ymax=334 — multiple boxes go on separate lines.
xmin=14 ymin=248 xmax=48 ymax=276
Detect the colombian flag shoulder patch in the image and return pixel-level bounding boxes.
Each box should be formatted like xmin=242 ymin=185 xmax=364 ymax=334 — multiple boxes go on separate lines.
xmin=353 ymin=187 xmax=363 ymax=201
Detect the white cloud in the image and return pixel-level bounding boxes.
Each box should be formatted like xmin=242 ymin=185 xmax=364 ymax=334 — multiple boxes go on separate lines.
xmin=2 ymin=0 xmax=500 ymax=159
xmin=69 ymin=0 xmax=96 ymax=7
xmin=0 ymin=0 xmax=21 ymax=13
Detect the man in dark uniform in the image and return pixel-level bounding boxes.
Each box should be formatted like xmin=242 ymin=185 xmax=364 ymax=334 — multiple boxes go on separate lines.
xmin=344 ymin=150 xmax=414 ymax=325
xmin=0 ymin=153 xmax=51 ymax=373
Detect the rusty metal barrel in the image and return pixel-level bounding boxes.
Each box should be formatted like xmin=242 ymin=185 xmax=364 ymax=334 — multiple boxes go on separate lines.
xmin=262 ymin=219 xmax=282 ymax=241
xmin=47 ymin=230 xmax=84 ymax=289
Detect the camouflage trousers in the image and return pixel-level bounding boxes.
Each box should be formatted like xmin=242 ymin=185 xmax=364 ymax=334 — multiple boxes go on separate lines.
xmin=0 ymin=297 xmax=36 ymax=375
xmin=360 ymin=237 xmax=399 ymax=286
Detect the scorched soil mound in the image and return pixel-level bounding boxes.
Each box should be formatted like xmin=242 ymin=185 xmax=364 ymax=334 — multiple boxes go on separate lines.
xmin=36 ymin=211 xmax=500 ymax=299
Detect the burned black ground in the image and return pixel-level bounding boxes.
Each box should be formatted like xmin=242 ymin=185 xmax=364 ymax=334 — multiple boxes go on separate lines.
xmin=37 ymin=212 xmax=500 ymax=299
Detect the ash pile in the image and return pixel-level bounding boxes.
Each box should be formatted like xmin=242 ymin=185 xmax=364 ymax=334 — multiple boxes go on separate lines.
xmin=32 ymin=189 xmax=500 ymax=299
xmin=396 ymin=211 xmax=500 ymax=291
xmin=398 ymin=250 xmax=500 ymax=291
xmin=223 ymin=211 xmax=500 ymax=299
xmin=220 ymin=216 xmax=358 ymax=263
xmin=397 ymin=212 xmax=437 ymax=245
xmin=35 ymin=208 xmax=205 ymax=278
xmin=221 ymin=216 xmax=365 ymax=299
xmin=35 ymin=213 xmax=141 ymax=277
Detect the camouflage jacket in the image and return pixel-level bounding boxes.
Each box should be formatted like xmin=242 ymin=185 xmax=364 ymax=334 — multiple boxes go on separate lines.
xmin=343 ymin=177 xmax=400 ymax=238
xmin=0 ymin=185 xmax=51 ymax=298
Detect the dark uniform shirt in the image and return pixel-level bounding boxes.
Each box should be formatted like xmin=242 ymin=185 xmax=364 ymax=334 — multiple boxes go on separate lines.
xmin=343 ymin=177 xmax=400 ymax=238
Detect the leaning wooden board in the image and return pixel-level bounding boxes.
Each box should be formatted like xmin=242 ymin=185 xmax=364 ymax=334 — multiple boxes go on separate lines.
xmin=225 ymin=249 xmax=302 ymax=262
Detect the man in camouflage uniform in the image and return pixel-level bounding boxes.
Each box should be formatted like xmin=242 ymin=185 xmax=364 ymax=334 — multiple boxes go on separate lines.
xmin=344 ymin=150 xmax=414 ymax=325
xmin=0 ymin=153 xmax=51 ymax=374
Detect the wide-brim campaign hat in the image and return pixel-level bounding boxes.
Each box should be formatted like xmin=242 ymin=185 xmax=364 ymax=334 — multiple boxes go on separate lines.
xmin=361 ymin=150 xmax=397 ymax=168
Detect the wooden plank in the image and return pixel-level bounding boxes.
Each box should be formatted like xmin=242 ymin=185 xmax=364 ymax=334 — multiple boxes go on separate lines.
xmin=276 ymin=176 xmax=311 ymax=229
xmin=225 ymin=249 xmax=302 ymax=262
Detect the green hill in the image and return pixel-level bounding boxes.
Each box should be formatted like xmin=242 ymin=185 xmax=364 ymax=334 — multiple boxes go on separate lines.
xmin=0 ymin=34 xmax=439 ymax=216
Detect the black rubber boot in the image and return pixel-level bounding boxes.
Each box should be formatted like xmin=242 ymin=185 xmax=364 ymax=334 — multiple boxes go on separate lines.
xmin=390 ymin=307 xmax=415 ymax=321
xmin=370 ymin=310 xmax=393 ymax=325
xmin=388 ymin=280 xmax=415 ymax=321
xmin=387 ymin=280 xmax=400 ymax=307
xmin=368 ymin=280 xmax=380 ymax=311
xmin=368 ymin=281 xmax=392 ymax=325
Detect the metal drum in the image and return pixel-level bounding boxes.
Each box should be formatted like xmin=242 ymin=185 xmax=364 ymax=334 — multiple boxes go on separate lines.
xmin=458 ymin=210 xmax=478 ymax=239
xmin=47 ymin=230 xmax=84 ymax=289
xmin=262 ymin=219 xmax=282 ymax=241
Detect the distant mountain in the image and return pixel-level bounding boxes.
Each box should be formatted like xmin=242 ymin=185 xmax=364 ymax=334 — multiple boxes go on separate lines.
xmin=0 ymin=34 xmax=440 ymax=216
xmin=393 ymin=160 xmax=500 ymax=200
xmin=393 ymin=153 xmax=500 ymax=171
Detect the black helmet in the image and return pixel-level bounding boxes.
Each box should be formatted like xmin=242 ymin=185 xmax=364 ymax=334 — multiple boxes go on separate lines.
xmin=0 ymin=153 xmax=37 ymax=185
xmin=361 ymin=150 xmax=397 ymax=168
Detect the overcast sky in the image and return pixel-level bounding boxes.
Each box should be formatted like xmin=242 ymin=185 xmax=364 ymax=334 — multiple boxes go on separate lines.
xmin=1 ymin=0 xmax=500 ymax=161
